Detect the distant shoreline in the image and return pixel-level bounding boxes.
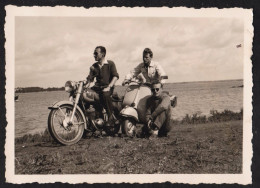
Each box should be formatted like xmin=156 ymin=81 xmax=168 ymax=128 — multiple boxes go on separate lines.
xmin=15 ymin=87 xmax=65 ymax=93
xmin=170 ymin=78 xmax=243 ymax=85
xmin=16 ymin=79 xmax=243 ymax=93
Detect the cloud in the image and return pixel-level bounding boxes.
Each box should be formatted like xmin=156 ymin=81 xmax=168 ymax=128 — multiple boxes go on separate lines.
xmin=15 ymin=17 xmax=244 ymax=87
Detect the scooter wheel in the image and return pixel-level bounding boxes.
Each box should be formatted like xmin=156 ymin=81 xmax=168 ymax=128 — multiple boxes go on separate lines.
xmin=122 ymin=118 xmax=136 ymax=137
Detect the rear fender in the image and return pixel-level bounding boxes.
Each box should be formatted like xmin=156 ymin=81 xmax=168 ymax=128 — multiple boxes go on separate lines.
xmin=120 ymin=106 xmax=138 ymax=122
xmin=48 ymin=101 xmax=87 ymax=129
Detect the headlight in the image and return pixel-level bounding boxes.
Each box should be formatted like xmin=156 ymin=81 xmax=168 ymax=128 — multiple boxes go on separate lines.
xmin=65 ymin=81 xmax=75 ymax=93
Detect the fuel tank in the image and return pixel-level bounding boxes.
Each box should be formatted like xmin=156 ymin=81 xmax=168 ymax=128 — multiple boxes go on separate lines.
xmin=82 ymin=88 xmax=100 ymax=102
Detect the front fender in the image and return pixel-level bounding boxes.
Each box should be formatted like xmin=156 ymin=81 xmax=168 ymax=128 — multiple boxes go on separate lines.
xmin=120 ymin=106 xmax=139 ymax=122
xmin=48 ymin=101 xmax=87 ymax=129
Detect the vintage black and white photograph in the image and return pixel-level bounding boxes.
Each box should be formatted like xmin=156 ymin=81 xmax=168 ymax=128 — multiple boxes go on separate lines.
xmin=5 ymin=6 xmax=253 ymax=184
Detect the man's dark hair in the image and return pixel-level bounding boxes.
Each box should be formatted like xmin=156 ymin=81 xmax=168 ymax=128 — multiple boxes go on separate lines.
xmin=95 ymin=46 xmax=106 ymax=57
xmin=151 ymin=80 xmax=163 ymax=88
xmin=143 ymin=48 xmax=153 ymax=58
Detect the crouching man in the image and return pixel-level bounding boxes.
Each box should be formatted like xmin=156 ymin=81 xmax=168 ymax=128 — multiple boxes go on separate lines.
xmin=142 ymin=80 xmax=172 ymax=137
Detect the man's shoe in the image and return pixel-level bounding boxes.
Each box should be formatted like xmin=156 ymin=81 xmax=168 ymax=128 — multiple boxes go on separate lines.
xmin=149 ymin=131 xmax=158 ymax=140
xmin=152 ymin=130 xmax=158 ymax=136
xmin=150 ymin=123 xmax=159 ymax=131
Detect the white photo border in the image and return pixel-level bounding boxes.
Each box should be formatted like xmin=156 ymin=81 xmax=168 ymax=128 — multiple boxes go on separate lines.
xmin=5 ymin=6 xmax=253 ymax=184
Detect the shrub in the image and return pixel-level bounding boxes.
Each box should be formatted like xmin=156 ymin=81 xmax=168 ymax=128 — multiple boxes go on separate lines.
xmin=15 ymin=128 xmax=53 ymax=144
xmin=180 ymin=113 xmax=207 ymax=125
xmin=208 ymin=109 xmax=243 ymax=123
xmin=177 ymin=109 xmax=243 ymax=125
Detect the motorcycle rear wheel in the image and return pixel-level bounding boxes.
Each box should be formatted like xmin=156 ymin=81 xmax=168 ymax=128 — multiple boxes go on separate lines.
xmin=122 ymin=118 xmax=136 ymax=137
xmin=48 ymin=104 xmax=85 ymax=145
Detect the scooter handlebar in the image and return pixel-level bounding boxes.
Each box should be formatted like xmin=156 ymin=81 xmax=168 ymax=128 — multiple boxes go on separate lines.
xmin=122 ymin=79 xmax=142 ymax=86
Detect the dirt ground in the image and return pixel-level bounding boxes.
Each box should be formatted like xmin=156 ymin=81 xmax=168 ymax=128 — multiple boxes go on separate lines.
xmin=15 ymin=120 xmax=242 ymax=174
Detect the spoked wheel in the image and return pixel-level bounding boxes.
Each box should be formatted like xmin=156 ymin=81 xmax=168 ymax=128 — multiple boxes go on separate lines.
xmin=122 ymin=118 xmax=136 ymax=137
xmin=48 ymin=104 xmax=85 ymax=145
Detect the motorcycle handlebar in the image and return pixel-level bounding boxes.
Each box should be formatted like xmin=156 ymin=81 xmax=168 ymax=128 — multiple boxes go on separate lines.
xmin=122 ymin=75 xmax=168 ymax=86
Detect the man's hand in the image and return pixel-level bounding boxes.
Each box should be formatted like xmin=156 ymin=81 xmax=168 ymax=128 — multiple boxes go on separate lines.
xmin=147 ymin=119 xmax=152 ymax=129
xmin=103 ymin=86 xmax=111 ymax=92
xmin=84 ymin=81 xmax=90 ymax=88
xmin=122 ymin=79 xmax=129 ymax=86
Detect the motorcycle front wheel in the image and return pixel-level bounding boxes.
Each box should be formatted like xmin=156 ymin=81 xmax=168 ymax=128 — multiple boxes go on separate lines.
xmin=48 ymin=104 xmax=85 ymax=145
xmin=122 ymin=118 xmax=136 ymax=137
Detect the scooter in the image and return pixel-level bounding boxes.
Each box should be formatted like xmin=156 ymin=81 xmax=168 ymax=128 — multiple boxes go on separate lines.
xmin=120 ymin=80 xmax=177 ymax=137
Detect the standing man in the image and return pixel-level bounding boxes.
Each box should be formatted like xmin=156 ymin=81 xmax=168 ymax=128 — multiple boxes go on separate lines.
xmin=142 ymin=80 xmax=172 ymax=137
xmin=86 ymin=46 xmax=119 ymax=125
xmin=123 ymin=48 xmax=168 ymax=85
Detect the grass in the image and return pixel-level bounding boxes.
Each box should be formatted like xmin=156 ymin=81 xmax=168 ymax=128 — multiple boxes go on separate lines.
xmin=14 ymin=109 xmax=243 ymax=174
xmin=15 ymin=129 xmax=54 ymax=144
xmin=15 ymin=120 xmax=242 ymax=174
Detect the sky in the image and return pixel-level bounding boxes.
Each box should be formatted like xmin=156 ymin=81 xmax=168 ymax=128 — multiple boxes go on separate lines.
xmin=15 ymin=16 xmax=244 ymax=88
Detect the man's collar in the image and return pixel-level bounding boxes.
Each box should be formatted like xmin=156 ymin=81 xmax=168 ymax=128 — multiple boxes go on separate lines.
xmin=149 ymin=61 xmax=155 ymax=66
xmin=103 ymin=59 xmax=109 ymax=64
xmin=97 ymin=59 xmax=108 ymax=67
xmin=143 ymin=61 xmax=154 ymax=67
xmin=152 ymin=94 xmax=161 ymax=100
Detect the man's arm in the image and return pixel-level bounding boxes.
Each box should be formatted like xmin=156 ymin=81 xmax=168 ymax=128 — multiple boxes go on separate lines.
xmin=103 ymin=61 xmax=119 ymax=91
xmin=104 ymin=76 xmax=118 ymax=92
xmin=109 ymin=77 xmax=118 ymax=88
xmin=109 ymin=61 xmax=119 ymax=80
xmin=151 ymin=95 xmax=171 ymax=120
xmin=86 ymin=65 xmax=96 ymax=83
xmin=145 ymin=97 xmax=153 ymax=123
xmin=155 ymin=63 xmax=167 ymax=84
xmin=124 ymin=63 xmax=142 ymax=82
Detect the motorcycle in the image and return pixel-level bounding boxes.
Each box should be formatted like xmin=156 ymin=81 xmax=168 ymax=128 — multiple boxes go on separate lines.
xmin=48 ymin=80 xmax=122 ymax=145
xmin=120 ymin=79 xmax=177 ymax=137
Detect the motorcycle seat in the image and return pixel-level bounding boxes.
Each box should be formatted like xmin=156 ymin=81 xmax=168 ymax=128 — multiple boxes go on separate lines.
xmin=111 ymin=92 xmax=123 ymax=102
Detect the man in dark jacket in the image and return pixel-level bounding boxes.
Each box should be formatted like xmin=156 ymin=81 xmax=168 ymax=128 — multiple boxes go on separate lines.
xmin=142 ymin=80 xmax=172 ymax=137
xmin=86 ymin=46 xmax=119 ymax=124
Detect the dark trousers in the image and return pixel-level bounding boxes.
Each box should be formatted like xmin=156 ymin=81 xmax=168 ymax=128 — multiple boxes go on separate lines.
xmin=99 ymin=90 xmax=113 ymax=118
xmin=92 ymin=86 xmax=114 ymax=119
xmin=142 ymin=105 xmax=172 ymax=137
xmin=156 ymin=106 xmax=172 ymax=137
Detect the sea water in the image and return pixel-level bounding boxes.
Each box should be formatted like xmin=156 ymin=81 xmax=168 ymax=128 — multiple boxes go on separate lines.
xmin=15 ymin=80 xmax=243 ymax=138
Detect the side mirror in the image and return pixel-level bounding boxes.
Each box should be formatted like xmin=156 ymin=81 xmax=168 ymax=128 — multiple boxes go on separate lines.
xmin=161 ymin=75 xmax=168 ymax=79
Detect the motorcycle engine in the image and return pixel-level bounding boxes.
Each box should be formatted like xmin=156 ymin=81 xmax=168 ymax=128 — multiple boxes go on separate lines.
xmin=94 ymin=118 xmax=104 ymax=129
xmin=86 ymin=105 xmax=104 ymax=130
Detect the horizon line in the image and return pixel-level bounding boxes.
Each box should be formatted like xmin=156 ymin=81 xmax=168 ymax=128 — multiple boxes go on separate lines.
xmin=15 ymin=78 xmax=243 ymax=89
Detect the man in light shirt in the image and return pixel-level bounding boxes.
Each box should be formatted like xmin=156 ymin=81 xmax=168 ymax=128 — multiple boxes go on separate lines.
xmin=123 ymin=48 xmax=168 ymax=85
